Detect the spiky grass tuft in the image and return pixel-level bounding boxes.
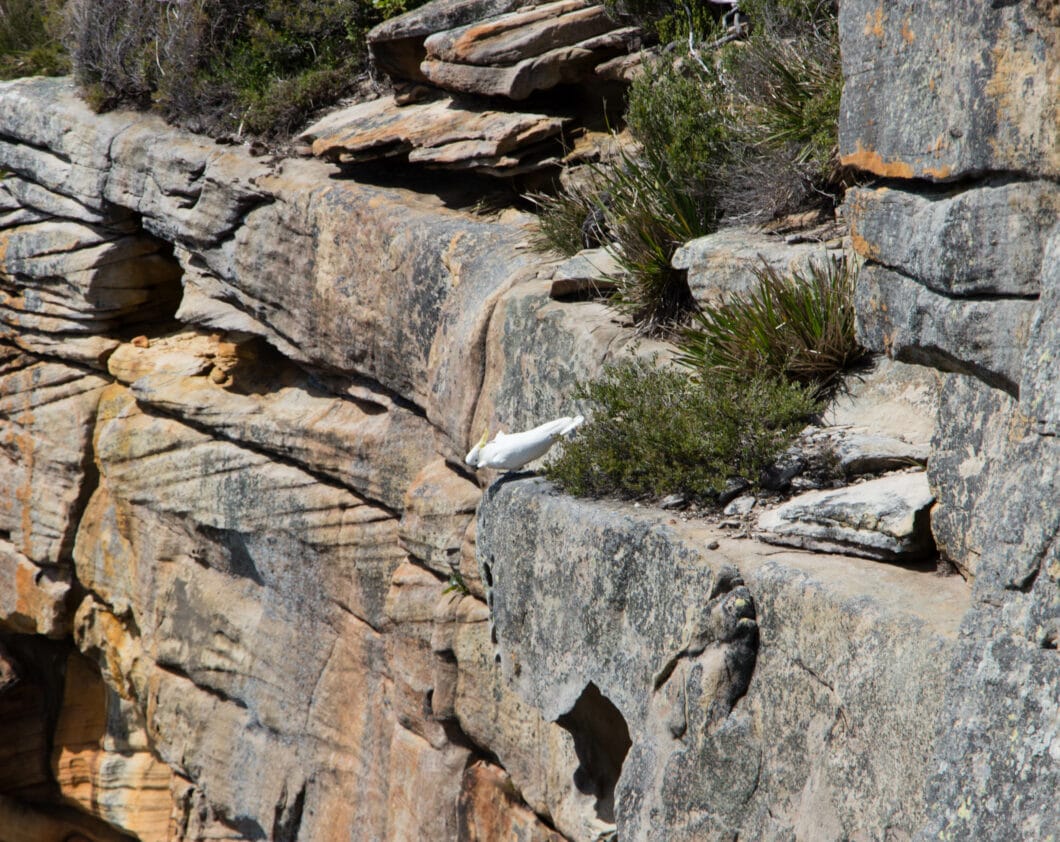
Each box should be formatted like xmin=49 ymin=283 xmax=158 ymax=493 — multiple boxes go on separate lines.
xmin=677 ymin=257 xmax=866 ymax=396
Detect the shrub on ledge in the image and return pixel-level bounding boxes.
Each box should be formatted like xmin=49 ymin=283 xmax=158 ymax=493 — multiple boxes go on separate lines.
xmin=677 ymin=257 xmax=866 ymax=397
xmin=544 ymin=359 xmax=817 ymax=503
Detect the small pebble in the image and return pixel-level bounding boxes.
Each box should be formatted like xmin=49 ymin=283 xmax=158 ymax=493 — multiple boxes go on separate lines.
xmin=706 ymin=540 xmax=720 ymax=550
xmin=660 ymin=493 xmax=688 ymax=510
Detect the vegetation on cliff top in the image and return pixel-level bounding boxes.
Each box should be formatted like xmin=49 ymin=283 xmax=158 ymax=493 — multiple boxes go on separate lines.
xmin=531 ymin=0 xmax=846 ymax=332
xmin=545 ymin=256 xmax=865 ymax=505
xmin=678 ymin=257 xmax=867 ymax=399
xmin=64 ymin=0 xmax=422 ymax=138
xmin=0 ymin=0 xmax=69 ymax=79
xmin=544 ymin=360 xmax=817 ymax=503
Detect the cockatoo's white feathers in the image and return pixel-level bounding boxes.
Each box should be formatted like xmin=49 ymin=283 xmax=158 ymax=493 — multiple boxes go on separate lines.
xmin=465 ymin=415 xmax=584 ymax=470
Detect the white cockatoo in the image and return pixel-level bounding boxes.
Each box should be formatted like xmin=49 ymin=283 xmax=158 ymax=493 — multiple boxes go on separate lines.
xmin=465 ymin=415 xmax=585 ymax=471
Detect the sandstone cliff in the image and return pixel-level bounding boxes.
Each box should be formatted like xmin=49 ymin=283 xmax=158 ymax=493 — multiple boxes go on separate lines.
xmin=0 ymin=1 xmax=1056 ymax=841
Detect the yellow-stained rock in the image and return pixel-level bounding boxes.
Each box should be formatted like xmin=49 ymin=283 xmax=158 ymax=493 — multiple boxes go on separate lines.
xmin=0 ymin=540 xmax=71 ymax=637
xmin=0 ymin=350 xmax=108 ymax=564
xmin=458 ymin=760 xmax=566 ymax=842
xmin=52 ymin=651 xmax=179 ymax=842
xmin=108 ymin=329 xmax=440 ymax=512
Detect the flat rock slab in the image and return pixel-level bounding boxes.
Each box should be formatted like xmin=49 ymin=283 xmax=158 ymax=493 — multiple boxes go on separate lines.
xmin=421 ymin=28 xmax=637 ymax=100
xmin=757 ymin=471 xmax=936 ymax=561
xmin=545 ymin=247 xmax=620 ymax=297
xmin=832 ymin=431 xmax=928 ymax=476
xmin=671 ymin=227 xmax=840 ymax=305
xmin=423 ymin=0 xmax=618 ymax=67
xmin=301 ymin=94 xmax=566 ymax=175
xmin=369 ymin=0 xmax=531 ymax=80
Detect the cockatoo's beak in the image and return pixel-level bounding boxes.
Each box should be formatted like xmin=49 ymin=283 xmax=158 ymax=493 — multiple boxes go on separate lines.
xmin=465 ymin=428 xmax=491 ymax=467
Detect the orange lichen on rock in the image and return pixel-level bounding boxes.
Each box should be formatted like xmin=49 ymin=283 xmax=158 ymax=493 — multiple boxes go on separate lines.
xmin=864 ymin=5 xmax=885 ymax=38
xmin=841 ymin=141 xmax=916 ymax=178
xmin=849 ymin=229 xmax=881 ymax=262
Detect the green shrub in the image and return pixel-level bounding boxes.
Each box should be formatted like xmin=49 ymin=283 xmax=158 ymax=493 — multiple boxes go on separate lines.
xmin=0 ymin=0 xmax=69 ymax=79
xmin=677 ymin=257 xmax=866 ymax=396
xmin=624 ymin=55 xmax=728 ymax=191
xmin=529 ymin=59 xmax=723 ymax=331
xmin=526 ymin=173 xmax=605 ymax=258
xmin=597 ymin=146 xmax=705 ymax=330
xmin=603 ymin=0 xmax=723 ymax=45
xmin=544 ymin=359 xmax=817 ymax=503
xmin=528 ymin=0 xmax=844 ymax=331
xmin=67 ymin=0 xmax=418 ymax=139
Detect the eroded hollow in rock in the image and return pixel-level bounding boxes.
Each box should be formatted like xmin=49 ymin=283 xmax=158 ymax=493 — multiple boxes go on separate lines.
xmin=556 ymin=681 xmax=632 ymax=825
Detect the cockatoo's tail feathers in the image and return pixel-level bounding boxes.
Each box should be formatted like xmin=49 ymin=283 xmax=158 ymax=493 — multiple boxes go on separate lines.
xmin=562 ymin=415 xmax=585 ymax=435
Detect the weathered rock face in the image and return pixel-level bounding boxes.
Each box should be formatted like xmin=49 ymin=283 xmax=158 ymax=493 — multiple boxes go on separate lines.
xmin=842 ymin=1 xmax=1060 ymax=837
xmin=839 ymin=0 xmax=1059 ymax=180
xmin=478 ymin=478 xmax=967 ymax=840
xmin=0 ymin=0 xmax=1056 ymax=836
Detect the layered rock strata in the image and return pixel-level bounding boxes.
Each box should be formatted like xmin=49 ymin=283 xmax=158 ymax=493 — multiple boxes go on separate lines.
xmin=369 ymin=0 xmax=637 ymax=98
xmin=0 ymin=0 xmax=1055 ymax=838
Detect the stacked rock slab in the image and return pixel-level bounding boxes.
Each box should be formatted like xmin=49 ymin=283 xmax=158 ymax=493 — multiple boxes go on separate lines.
xmin=324 ymin=0 xmax=639 ymax=176
xmin=300 ymin=94 xmax=568 ymax=176
xmin=369 ymin=0 xmax=636 ymax=98
xmin=841 ymin=1 xmax=1059 ymax=837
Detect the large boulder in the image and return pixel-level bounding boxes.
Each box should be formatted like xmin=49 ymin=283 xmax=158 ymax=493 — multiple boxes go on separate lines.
xmin=756 ymin=471 xmax=936 ymax=562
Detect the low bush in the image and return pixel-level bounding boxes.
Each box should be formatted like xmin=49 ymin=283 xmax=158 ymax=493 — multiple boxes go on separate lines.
xmin=544 ymin=358 xmax=817 ymax=503
xmin=66 ymin=0 xmax=419 ymax=139
xmin=677 ymin=257 xmax=866 ymax=396
xmin=0 ymin=0 xmax=69 ymax=79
